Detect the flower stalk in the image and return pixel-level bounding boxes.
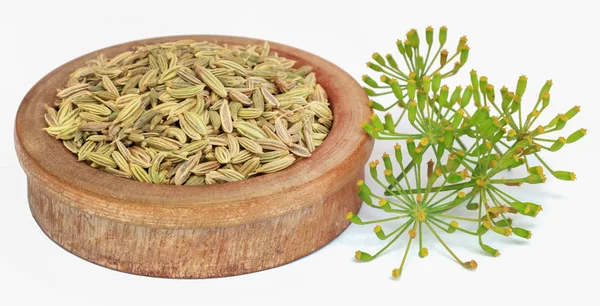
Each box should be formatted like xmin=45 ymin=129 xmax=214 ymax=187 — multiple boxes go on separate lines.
xmin=351 ymin=26 xmax=585 ymax=279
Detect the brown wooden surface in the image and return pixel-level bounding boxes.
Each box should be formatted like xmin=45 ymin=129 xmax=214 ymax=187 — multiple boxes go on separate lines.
xmin=14 ymin=35 xmax=374 ymax=278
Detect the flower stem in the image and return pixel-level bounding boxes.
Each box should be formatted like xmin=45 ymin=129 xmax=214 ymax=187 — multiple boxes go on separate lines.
xmin=396 ymin=221 xmax=417 ymax=276
xmin=385 ymin=181 xmax=474 ymax=196
xmin=371 ymin=219 xmax=414 ymax=259
xmin=425 ymin=220 xmax=464 ymax=265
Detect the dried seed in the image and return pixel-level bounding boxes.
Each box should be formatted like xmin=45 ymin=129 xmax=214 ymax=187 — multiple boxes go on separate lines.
xmin=227 ymin=134 xmax=240 ymax=157
xmin=44 ymin=40 xmax=332 ymax=185
xmin=237 ymin=137 xmax=263 ymax=154
xmin=179 ymin=111 xmax=207 ymax=139
xmin=139 ymin=69 xmax=158 ymax=92
xmin=176 ymin=68 xmax=203 ymax=85
xmin=229 ymin=90 xmax=253 ymax=106
xmin=205 ymin=171 xmax=234 ymax=183
xmin=252 ymin=89 xmax=265 ymax=110
xmin=229 ymin=102 xmax=242 ymax=121
xmin=102 ymin=76 xmax=120 ymax=97
xmin=215 ymin=146 xmax=231 ymax=164
xmin=262 ymin=124 xmax=281 ymax=141
xmin=185 ymin=175 xmax=205 ymax=185
xmin=255 ymin=154 xmax=296 ymax=174
xmin=167 ymin=98 xmax=197 ymax=118
xmin=149 ymin=152 xmax=166 ymax=183
xmin=304 ymin=72 xmax=317 ymax=88
xmin=173 ymin=153 xmax=201 ymax=185
xmin=276 ymin=86 xmax=312 ymax=99
xmin=220 ymin=99 xmax=233 ymax=133
xmin=111 ymin=151 xmax=131 ymax=174
xmin=166 ymin=85 xmax=205 ymax=99
xmin=143 ymin=137 xmax=177 ymax=151
xmin=217 ymin=168 xmax=245 ymax=181
xmin=215 ymin=60 xmax=247 ymax=76
xmin=105 ymin=167 xmax=131 ymax=178
xmin=259 ymin=150 xmax=290 ymax=163
xmin=181 ymin=139 xmax=209 ymax=154
xmin=255 ymin=138 xmax=289 ymax=151
xmin=79 ymin=112 xmax=108 ymax=122
xmin=191 ymin=161 xmax=221 ymax=175
xmin=57 ymin=83 xmax=90 ymax=99
xmin=78 ymin=103 xmax=112 ymax=116
xmin=238 ymin=157 xmax=260 ymax=177
xmin=275 ymin=118 xmax=293 ymax=145
xmin=233 ymin=121 xmax=268 ymax=140
xmin=130 ymin=163 xmax=151 ymax=183
xmin=164 ymin=127 xmax=188 ymax=143
xmin=230 ymin=150 xmax=254 ymax=164
xmin=237 ymin=108 xmax=263 ymax=119
xmin=289 ymin=143 xmax=311 ymax=157
xmin=158 ymin=65 xmax=183 ymax=84
xmin=309 ymin=101 xmax=333 ymax=119
xmin=79 ymin=122 xmax=111 ymax=132
xmin=260 ymin=87 xmax=280 ymax=107
xmin=303 ymin=122 xmax=316 ymax=152
xmin=62 ymin=140 xmax=79 ymax=154
xmin=288 ymin=122 xmax=303 ymax=135
xmin=209 ymin=110 xmax=221 ymax=131
xmin=310 ymin=84 xmax=328 ymax=102
xmin=88 ymin=152 xmax=117 ymax=168
xmin=195 ymin=66 xmax=227 ymax=97
xmin=114 ymin=96 xmax=142 ymax=124
xmin=208 ymin=136 xmax=227 ymax=146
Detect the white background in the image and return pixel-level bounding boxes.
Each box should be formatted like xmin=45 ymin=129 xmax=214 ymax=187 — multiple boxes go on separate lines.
xmin=1 ymin=0 xmax=599 ymax=305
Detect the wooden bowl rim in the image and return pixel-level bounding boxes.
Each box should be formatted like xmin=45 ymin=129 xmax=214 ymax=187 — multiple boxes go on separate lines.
xmin=15 ymin=35 xmax=372 ymax=228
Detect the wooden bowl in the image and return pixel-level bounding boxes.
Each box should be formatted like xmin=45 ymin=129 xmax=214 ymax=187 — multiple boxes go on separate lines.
xmin=14 ymin=35 xmax=373 ymax=278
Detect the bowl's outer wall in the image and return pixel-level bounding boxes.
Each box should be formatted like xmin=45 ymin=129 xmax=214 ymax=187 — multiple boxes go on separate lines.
xmin=15 ymin=35 xmax=374 ymax=278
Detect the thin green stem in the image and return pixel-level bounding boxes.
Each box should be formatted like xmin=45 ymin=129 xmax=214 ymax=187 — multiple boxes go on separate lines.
xmin=371 ymin=193 xmax=411 ymax=210
xmin=381 ymin=63 xmax=410 ymax=80
xmin=370 ymin=219 xmax=413 ymax=259
xmin=385 ymin=160 xmax=414 ymax=193
xmin=456 ymin=138 xmax=468 ymax=151
xmin=380 ymin=65 xmax=408 ymax=81
xmin=431 ymin=52 xmax=459 ymax=75
xmin=355 ymin=215 xmax=409 ymax=225
xmin=378 ymin=131 xmax=424 ymax=138
xmin=430 ymin=217 xmax=480 ymax=236
xmin=415 ymin=163 xmax=422 ymax=195
xmin=385 ymin=181 xmax=474 ymax=196
xmin=489 ymin=185 xmax=519 ymax=203
xmin=423 ymin=167 xmax=446 ymax=204
xmin=379 ymin=218 xmax=414 ymax=240
xmin=487 ymin=190 xmax=511 ymax=226
xmin=425 ymin=220 xmax=464 ymax=265
xmin=524 ymin=103 xmax=546 ymax=131
xmin=534 ymin=137 xmax=557 ymax=143
xmin=400 ymin=50 xmax=414 ymax=75
xmin=396 ymin=221 xmax=417 ymax=275
xmin=518 ymin=102 xmax=524 ymax=130
xmin=423 ymin=44 xmax=433 ymax=78
xmin=423 ymin=45 xmax=443 ymax=76
xmin=418 ymin=220 xmax=423 ymax=253
xmin=432 ymin=214 xmax=479 ymax=222
xmin=533 ymin=152 xmax=554 ymax=173
xmin=394 ymin=108 xmax=407 ymax=127
xmin=372 ymin=176 xmax=413 ymax=208
xmin=425 ymin=188 xmax=459 ymax=208
xmin=429 ymin=189 xmax=478 ymax=213
xmin=368 ymin=91 xmax=393 ymax=97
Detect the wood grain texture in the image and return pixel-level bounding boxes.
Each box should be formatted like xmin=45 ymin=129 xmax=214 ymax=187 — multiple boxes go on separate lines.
xmin=15 ymin=35 xmax=374 ymax=278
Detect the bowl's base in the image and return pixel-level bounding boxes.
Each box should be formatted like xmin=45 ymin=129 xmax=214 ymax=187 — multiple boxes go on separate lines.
xmin=27 ymin=173 xmax=363 ymax=278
